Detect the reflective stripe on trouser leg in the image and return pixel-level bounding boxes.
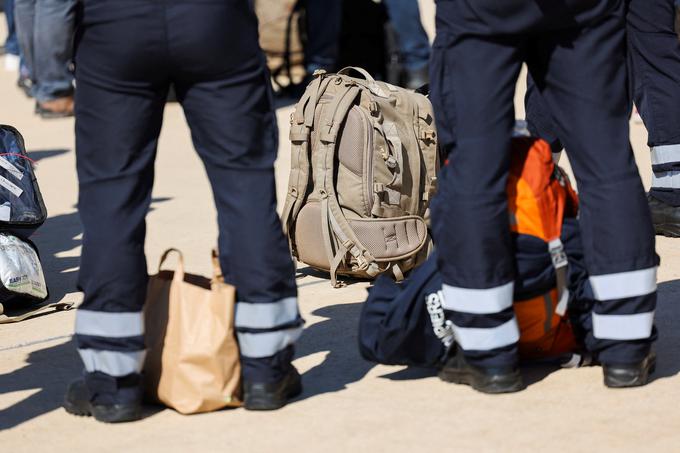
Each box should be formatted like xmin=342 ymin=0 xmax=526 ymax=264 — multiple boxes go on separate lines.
xmin=650 ymin=145 xmax=680 ymax=167
xmin=75 ymin=310 xmax=146 ymax=377
xmin=235 ymin=297 xmax=303 ymax=359
xmin=589 ymin=267 xmax=657 ymax=341
xmin=651 ymin=146 xmax=680 ymax=190
xmin=442 ymin=282 xmax=520 ymax=352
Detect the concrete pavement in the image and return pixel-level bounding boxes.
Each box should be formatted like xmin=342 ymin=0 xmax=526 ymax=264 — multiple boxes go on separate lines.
xmin=1 ymin=4 xmax=679 ymax=451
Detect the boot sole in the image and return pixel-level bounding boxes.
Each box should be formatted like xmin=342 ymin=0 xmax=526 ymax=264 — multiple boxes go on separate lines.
xmin=654 ymin=224 xmax=680 ymax=238
xmin=244 ymin=378 xmax=303 ymax=411
xmin=438 ymin=367 xmax=524 ymax=394
xmin=64 ymin=399 xmax=142 ymax=423
xmin=604 ymin=360 xmax=657 ymax=389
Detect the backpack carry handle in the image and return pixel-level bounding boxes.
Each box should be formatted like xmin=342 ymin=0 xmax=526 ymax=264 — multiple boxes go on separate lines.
xmin=337 ymin=66 xmax=377 ymax=84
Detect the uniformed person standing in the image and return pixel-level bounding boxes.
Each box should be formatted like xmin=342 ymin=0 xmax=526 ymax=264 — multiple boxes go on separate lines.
xmin=430 ymin=0 xmax=658 ymax=393
xmin=528 ymin=0 xmax=680 ymax=238
xmin=631 ymin=0 xmax=680 ymax=237
xmin=64 ymin=0 xmax=303 ymax=422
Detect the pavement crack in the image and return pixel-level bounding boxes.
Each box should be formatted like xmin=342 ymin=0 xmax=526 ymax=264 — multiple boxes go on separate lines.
xmin=0 ymin=334 xmax=73 ymax=352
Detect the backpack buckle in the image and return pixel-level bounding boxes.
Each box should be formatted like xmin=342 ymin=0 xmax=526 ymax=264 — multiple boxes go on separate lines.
xmin=548 ymin=239 xmax=568 ymax=269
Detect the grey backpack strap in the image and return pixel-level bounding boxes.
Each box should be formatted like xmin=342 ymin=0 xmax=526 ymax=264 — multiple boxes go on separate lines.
xmin=549 ymin=238 xmax=570 ymax=316
xmin=316 ymin=83 xmax=379 ymax=286
xmin=282 ymin=75 xmax=331 ymax=248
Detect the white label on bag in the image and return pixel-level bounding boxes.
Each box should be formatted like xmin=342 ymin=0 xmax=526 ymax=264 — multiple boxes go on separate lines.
xmin=0 ymin=204 xmax=10 ymax=221
xmin=0 ymin=233 xmax=48 ymax=299
xmin=0 ymin=175 xmax=23 ymax=197
xmin=0 ymin=157 xmax=24 ymax=180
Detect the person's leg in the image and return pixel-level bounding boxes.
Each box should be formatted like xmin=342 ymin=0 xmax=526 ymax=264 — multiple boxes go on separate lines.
xmin=13 ymin=0 xmax=34 ymax=84
xmin=68 ymin=0 xmax=170 ymax=422
xmin=429 ymin=0 xmax=525 ymax=387
xmin=383 ymin=0 xmax=430 ymax=87
xmin=168 ymin=1 xmax=301 ymax=410
xmin=627 ymin=0 xmax=680 ymax=235
xmin=304 ymin=0 xmax=342 ymax=73
xmin=33 ymin=0 xmax=75 ymax=114
xmin=4 ymin=0 xmax=20 ymax=56
xmin=528 ymin=1 xmax=657 ymax=382
xmin=524 ymin=74 xmax=564 ymax=154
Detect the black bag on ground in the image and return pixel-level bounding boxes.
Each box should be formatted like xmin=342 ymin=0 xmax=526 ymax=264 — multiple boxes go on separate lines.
xmin=358 ymin=251 xmax=451 ymax=368
xmin=0 ymin=125 xmax=48 ymax=237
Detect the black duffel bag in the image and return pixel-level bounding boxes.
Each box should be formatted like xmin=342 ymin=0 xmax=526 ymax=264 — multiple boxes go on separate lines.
xmin=0 ymin=125 xmax=47 ymax=238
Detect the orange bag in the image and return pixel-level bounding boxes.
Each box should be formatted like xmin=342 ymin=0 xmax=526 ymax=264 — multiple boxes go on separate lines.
xmin=143 ymin=249 xmax=241 ymax=414
xmin=507 ymin=137 xmax=580 ymax=360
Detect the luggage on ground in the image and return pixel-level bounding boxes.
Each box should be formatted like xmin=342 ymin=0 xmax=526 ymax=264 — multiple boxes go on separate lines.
xmin=0 ymin=125 xmax=48 ymax=238
xmin=143 ymin=249 xmax=241 ymax=414
xmin=359 ymin=137 xmax=592 ymax=367
xmin=282 ymin=67 xmax=440 ymax=286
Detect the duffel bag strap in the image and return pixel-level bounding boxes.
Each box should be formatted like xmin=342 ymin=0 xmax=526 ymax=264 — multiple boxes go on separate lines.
xmin=0 ymin=301 xmax=73 ymax=324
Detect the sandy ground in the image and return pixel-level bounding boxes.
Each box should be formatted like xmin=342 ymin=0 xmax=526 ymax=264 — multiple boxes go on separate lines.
xmin=1 ymin=3 xmax=679 ymax=452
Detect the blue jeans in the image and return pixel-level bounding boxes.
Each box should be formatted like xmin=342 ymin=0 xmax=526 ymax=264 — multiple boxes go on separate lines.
xmin=304 ymin=0 xmax=430 ymax=73
xmin=3 ymin=0 xmax=20 ymax=55
xmin=383 ymin=0 xmax=430 ymax=71
xmin=14 ymin=0 xmax=75 ymax=102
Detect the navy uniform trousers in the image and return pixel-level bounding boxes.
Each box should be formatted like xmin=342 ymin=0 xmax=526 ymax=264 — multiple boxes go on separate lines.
xmin=527 ymin=0 xmax=680 ymax=206
xmin=429 ymin=0 xmax=658 ymax=368
xmin=74 ymin=0 xmax=301 ymax=402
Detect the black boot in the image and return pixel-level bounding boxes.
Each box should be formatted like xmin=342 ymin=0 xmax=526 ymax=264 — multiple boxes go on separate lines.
xmin=64 ymin=375 xmax=143 ymax=423
xmin=438 ymin=347 xmax=524 ymax=394
xmin=648 ymin=194 xmax=680 ymax=237
xmin=243 ymin=366 xmax=302 ymax=411
xmin=603 ymin=352 xmax=656 ymax=388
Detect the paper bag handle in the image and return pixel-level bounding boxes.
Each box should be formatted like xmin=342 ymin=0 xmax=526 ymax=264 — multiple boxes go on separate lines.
xmin=158 ymin=248 xmax=185 ymax=281
xmin=211 ymin=249 xmax=225 ymax=283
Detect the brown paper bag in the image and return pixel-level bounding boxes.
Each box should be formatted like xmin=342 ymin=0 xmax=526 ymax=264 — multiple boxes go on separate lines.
xmin=143 ymin=249 xmax=241 ymax=414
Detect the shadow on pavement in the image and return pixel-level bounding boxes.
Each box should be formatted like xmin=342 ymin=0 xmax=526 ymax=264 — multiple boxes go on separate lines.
xmin=30 ymin=212 xmax=82 ymax=304
xmin=28 ymin=148 xmax=70 ymax=162
xmin=0 ymin=339 xmax=80 ymax=431
xmin=294 ymin=302 xmax=376 ymax=401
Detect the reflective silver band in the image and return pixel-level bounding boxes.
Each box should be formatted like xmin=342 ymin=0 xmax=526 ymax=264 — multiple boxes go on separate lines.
xmin=592 ymin=311 xmax=655 ymax=340
xmin=651 ymin=144 xmax=680 ymax=166
xmin=78 ymin=349 xmax=146 ymax=377
xmin=452 ymin=318 xmax=520 ymax=351
xmin=651 ymin=171 xmax=680 ymax=189
xmin=75 ymin=310 xmax=144 ymax=338
xmin=235 ymin=297 xmax=299 ymax=329
xmin=442 ymin=282 xmax=514 ymax=314
xmin=589 ymin=267 xmax=656 ymax=300
xmin=237 ymin=326 xmax=303 ymax=359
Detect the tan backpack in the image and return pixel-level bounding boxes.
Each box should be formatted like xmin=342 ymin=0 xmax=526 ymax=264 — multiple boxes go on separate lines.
xmin=281 ymin=67 xmax=440 ymax=287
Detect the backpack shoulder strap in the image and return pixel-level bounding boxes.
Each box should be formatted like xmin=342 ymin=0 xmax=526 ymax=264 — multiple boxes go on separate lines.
xmin=281 ymin=75 xmax=331 ymax=247
xmin=315 ymin=81 xmax=380 ymax=286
